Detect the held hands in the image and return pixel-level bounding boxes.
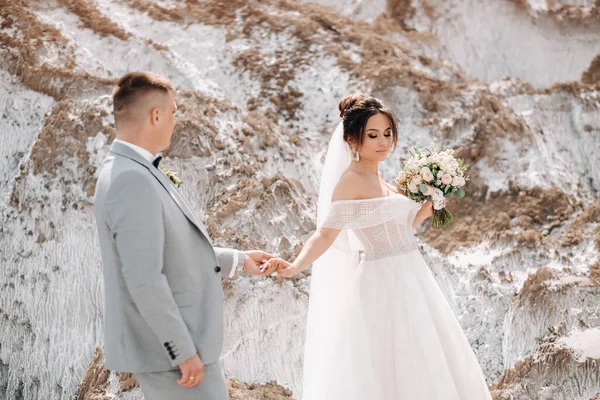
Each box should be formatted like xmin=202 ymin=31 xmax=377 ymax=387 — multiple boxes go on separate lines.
xmin=243 ymin=250 xmax=280 ymax=276
xmin=263 ymin=257 xmax=300 ymax=278
xmin=241 ymin=250 xmax=299 ymax=278
xmin=177 ymin=353 xmax=204 ymax=388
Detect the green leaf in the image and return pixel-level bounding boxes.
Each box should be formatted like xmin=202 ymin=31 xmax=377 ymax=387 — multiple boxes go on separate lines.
xmin=444 ymin=192 xmax=452 ymax=199
xmin=454 ymin=189 xmax=465 ymax=199
xmin=419 ymin=184 xmax=428 ymax=194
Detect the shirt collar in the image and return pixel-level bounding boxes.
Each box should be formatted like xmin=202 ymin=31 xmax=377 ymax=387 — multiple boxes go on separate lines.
xmin=113 ymin=139 xmax=157 ymax=164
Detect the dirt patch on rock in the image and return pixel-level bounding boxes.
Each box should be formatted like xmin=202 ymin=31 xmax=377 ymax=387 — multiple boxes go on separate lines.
xmin=421 ymin=185 xmax=578 ymax=254
xmin=75 ymin=347 xmax=111 ymax=400
xmin=516 ymin=267 xmax=554 ymax=307
xmin=0 ymin=0 xmax=115 ymax=99
xmin=582 ymin=53 xmax=600 ymax=84
xmin=229 ymin=379 xmax=294 ymax=400
xmin=386 ymin=0 xmax=415 ymax=29
xmin=590 ymin=261 xmax=600 ymax=285
xmin=491 ymin=329 xmax=600 ymax=399
xmin=558 ymin=202 xmax=600 ymax=248
xmin=23 ymin=99 xmax=112 ymax=200
xmin=508 ymin=0 xmax=600 ymax=24
xmin=56 ymin=0 xmax=130 ymax=40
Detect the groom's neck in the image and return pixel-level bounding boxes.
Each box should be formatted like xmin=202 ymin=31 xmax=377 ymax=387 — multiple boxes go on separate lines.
xmin=116 ymin=133 xmax=160 ymax=156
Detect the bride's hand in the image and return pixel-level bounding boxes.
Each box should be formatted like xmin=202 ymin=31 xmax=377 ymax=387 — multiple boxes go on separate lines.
xmin=269 ymin=258 xmax=300 ymax=278
xmin=412 ymin=200 xmax=435 ymax=228
xmin=420 ymin=200 xmax=434 ymax=219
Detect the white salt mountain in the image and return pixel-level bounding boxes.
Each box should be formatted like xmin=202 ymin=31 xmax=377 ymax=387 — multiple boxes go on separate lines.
xmin=0 ymin=1 xmax=599 ymax=399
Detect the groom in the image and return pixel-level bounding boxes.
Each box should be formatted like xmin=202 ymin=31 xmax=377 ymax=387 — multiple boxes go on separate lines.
xmin=94 ymin=71 xmax=276 ymax=399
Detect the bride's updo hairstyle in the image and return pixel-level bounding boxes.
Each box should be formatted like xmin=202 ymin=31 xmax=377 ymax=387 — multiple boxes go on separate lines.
xmin=338 ymin=93 xmax=399 ymax=150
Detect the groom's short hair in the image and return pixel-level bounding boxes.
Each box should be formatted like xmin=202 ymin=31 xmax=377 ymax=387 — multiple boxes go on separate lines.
xmin=112 ymin=72 xmax=174 ymax=126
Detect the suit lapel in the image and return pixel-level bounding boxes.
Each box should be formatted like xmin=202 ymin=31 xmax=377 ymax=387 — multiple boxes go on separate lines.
xmin=147 ymin=167 xmax=212 ymax=241
xmin=109 ymin=141 xmax=212 ymax=242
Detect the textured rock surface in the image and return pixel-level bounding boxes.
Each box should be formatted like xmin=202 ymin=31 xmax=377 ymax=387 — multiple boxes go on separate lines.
xmin=0 ymin=0 xmax=599 ymax=399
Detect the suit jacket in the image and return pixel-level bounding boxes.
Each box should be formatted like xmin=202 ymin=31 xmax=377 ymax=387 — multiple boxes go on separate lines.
xmin=93 ymin=140 xmax=243 ymax=372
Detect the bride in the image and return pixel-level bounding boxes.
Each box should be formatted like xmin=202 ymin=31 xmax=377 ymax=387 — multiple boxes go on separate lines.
xmin=270 ymin=94 xmax=492 ymax=399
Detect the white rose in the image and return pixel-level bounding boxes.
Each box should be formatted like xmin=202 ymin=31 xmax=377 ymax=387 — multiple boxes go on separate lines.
xmin=423 ymin=185 xmax=434 ymax=196
xmin=408 ymin=182 xmax=419 ymax=193
xmin=406 ymin=158 xmax=419 ymax=169
xmin=436 ymin=180 xmax=442 ymax=185
xmin=441 ymin=174 xmax=453 ymax=185
xmin=412 ymin=175 xmax=422 ymax=185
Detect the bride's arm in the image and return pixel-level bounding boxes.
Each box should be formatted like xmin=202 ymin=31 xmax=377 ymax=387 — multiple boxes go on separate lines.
xmin=278 ymin=227 xmax=341 ymax=277
xmin=277 ymin=172 xmax=359 ymax=277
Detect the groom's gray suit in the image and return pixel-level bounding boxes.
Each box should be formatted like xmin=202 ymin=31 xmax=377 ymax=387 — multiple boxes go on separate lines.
xmin=94 ymin=140 xmax=244 ymax=399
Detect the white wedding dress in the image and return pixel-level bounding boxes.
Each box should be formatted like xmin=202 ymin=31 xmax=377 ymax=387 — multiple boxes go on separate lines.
xmin=301 ymin=123 xmax=492 ymax=400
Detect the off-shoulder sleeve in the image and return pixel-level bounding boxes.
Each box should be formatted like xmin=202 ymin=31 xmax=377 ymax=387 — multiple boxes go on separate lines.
xmin=320 ymin=195 xmax=421 ymax=231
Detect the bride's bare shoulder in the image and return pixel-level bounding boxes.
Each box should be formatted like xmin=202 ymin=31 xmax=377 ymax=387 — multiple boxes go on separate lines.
xmin=331 ymin=170 xmax=365 ymax=202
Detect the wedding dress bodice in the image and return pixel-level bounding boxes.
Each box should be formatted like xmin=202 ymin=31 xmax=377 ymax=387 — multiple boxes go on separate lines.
xmin=320 ymin=194 xmax=421 ymax=261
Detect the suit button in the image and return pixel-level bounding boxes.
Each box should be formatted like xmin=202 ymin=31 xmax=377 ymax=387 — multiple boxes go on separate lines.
xmin=214 ymin=266 xmax=221 ymax=273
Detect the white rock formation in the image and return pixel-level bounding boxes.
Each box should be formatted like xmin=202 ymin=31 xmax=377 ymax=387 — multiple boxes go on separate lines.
xmin=1 ymin=1 xmax=599 ymax=400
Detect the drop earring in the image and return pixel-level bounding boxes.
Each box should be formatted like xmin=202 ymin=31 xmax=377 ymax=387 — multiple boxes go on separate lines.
xmin=352 ymin=147 xmax=360 ymax=161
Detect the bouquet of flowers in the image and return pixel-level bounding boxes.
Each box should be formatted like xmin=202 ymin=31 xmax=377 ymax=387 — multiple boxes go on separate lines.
xmin=395 ymin=141 xmax=469 ymax=228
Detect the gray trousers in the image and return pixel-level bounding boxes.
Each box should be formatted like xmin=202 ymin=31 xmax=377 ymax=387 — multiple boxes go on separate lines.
xmin=134 ymin=361 xmax=228 ymax=400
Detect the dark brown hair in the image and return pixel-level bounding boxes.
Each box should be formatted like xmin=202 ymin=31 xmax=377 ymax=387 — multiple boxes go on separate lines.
xmin=112 ymin=71 xmax=174 ymax=125
xmin=338 ymin=93 xmax=398 ymax=149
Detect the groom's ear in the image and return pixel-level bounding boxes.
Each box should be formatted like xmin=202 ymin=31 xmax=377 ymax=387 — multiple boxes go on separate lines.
xmin=113 ymin=71 xmax=174 ymax=129
xmin=150 ymin=107 xmax=160 ymax=127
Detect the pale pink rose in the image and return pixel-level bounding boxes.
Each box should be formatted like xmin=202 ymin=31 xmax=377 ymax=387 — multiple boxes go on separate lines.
xmin=412 ymin=175 xmax=422 ymax=185
xmin=420 ymin=167 xmax=434 ymax=182
xmin=423 ymin=185 xmax=435 ymax=196
xmin=452 ymin=176 xmax=466 ymax=187
xmin=431 ymin=188 xmax=445 ymax=202
xmin=408 ymin=182 xmax=419 ymax=193
xmin=441 ymin=174 xmax=453 ymax=185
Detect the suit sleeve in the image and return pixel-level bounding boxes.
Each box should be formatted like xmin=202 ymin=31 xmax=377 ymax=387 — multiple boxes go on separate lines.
xmin=105 ymin=171 xmax=196 ymax=367
xmin=213 ymin=247 xmax=245 ymax=278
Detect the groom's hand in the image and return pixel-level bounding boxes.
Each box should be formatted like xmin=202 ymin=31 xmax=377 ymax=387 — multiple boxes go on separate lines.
xmin=243 ymin=250 xmax=276 ymax=276
xmin=177 ymin=353 xmax=204 ymax=388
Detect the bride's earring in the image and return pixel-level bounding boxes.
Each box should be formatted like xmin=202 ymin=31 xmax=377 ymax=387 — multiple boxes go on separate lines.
xmin=352 ymin=147 xmax=360 ymax=161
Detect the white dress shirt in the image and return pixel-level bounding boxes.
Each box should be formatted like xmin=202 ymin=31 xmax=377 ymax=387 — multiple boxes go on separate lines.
xmin=113 ymin=139 xmax=156 ymax=163
xmin=113 ymin=138 xmax=239 ymax=277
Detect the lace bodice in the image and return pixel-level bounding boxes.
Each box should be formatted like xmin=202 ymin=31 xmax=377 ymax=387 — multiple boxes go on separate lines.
xmin=320 ymin=194 xmax=421 ymax=261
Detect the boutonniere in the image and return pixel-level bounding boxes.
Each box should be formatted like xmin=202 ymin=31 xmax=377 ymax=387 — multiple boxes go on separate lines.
xmin=159 ymin=165 xmax=183 ymax=188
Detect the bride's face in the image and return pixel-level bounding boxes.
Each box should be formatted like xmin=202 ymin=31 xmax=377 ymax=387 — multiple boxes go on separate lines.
xmin=358 ymin=113 xmax=393 ymax=162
